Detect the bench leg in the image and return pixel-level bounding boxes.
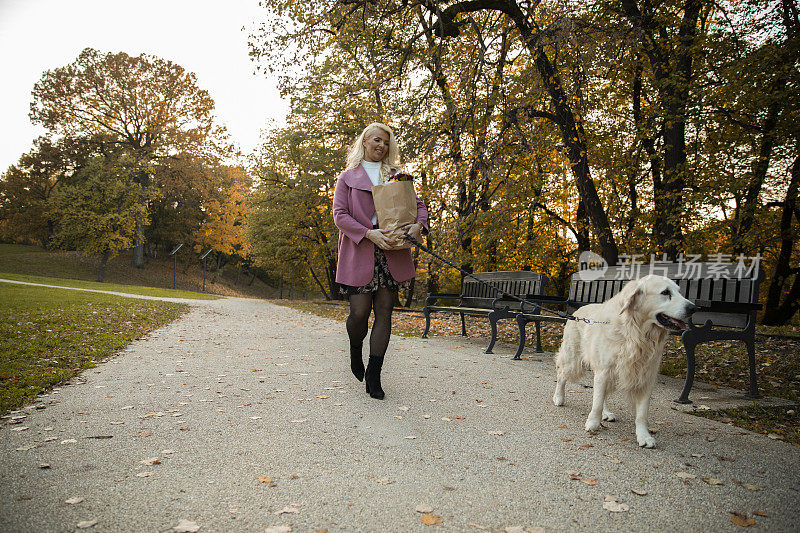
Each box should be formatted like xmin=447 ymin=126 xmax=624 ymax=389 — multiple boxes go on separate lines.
xmin=535 ymin=321 xmax=543 ymax=353
xmin=513 ymin=314 xmax=527 ymax=360
xmin=460 ymin=312 xmax=467 ymax=336
xmin=675 ymin=340 xmax=696 ymax=404
xmin=744 ymin=338 xmax=761 ymax=399
xmin=421 ymin=307 xmax=431 ymax=339
xmin=485 ymin=312 xmax=498 ymax=354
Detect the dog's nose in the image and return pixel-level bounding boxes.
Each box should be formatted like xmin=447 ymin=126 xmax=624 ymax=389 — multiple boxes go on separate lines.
xmin=686 ymin=303 xmax=698 ymax=315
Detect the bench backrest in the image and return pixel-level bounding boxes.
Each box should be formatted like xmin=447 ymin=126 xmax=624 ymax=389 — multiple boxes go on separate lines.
xmin=462 ymin=271 xmax=547 ymax=310
xmin=568 ymin=262 xmax=763 ymax=329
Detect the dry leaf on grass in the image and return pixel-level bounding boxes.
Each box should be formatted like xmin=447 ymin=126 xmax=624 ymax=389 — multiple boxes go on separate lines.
xmin=416 ymin=504 xmax=434 ymax=513
xmin=730 ymin=512 xmax=755 ymax=527
xmin=172 ymin=519 xmax=200 ymax=532
xmin=420 ymin=514 xmax=443 ymax=525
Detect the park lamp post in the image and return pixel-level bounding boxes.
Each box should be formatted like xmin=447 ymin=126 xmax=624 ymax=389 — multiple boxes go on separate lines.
xmin=169 ymin=243 xmax=183 ymax=290
xmin=200 ymin=248 xmax=213 ymax=293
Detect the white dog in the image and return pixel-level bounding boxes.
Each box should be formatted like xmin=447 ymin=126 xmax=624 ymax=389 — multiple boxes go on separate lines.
xmin=553 ymin=275 xmax=696 ymax=448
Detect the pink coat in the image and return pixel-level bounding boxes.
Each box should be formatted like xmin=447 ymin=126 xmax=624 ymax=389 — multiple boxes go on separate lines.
xmin=333 ymin=165 xmax=429 ymax=287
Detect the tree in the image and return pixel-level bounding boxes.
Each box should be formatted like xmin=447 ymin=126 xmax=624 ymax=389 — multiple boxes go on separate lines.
xmin=0 ymin=136 xmax=97 ymax=246
xmin=50 ymin=154 xmax=155 ymax=281
xmin=30 ymin=47 xmax=223 ymax=266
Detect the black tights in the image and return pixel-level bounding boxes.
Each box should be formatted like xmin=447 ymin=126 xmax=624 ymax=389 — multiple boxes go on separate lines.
xmin=346 ymin=287 xmax=395 ymax=358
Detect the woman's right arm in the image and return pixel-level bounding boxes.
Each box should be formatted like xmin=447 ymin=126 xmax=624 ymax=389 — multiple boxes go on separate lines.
xmin=333 ymin=175 xmax=370 ymax=245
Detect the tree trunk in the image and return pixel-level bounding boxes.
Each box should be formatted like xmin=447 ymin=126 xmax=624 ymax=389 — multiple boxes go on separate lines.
xmin=97 ymin=249 xmax=110 ymax=282
xmin=132 ymin=216 xmax=144 ymax=268
xmin=621 ymin=0 xmax=704 ymax=258
xmin=308 ymin=260 xmax=332 ymax=300
xmin=762 ymin=148 xmax=800 ymax=325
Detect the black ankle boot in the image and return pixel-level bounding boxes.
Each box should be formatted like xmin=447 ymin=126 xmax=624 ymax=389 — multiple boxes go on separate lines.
xmin=350 ymin=343 xmax=365 ymax=382
xmin=364 ymin=355 xmax=385 ymax=400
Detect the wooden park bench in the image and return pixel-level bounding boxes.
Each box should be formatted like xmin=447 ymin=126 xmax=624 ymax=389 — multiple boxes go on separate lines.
xmin=513 ymin=261 xmax=764 ymax=403
xmin=421 ymin=271 xmax=548 ymax=355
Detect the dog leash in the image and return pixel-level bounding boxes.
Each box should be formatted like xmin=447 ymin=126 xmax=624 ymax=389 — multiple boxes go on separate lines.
xmin=402 ymin=233 xmax=609 ymax=325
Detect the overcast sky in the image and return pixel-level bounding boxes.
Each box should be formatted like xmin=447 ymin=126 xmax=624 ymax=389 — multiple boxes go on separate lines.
xmin=0 ymin=0 xmax=288 ymax=172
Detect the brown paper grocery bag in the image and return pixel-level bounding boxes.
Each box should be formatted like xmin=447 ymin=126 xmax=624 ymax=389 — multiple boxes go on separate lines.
xmin=372 ymin=180 xmax=417 ymax=250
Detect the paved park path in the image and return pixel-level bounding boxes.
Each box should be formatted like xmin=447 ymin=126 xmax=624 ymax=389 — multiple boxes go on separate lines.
xmin=1 ymin=290 xmax=798 ymax=532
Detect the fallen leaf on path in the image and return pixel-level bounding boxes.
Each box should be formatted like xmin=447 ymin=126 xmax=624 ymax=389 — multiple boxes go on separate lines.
xmin=415 ymin=504 xmax=434 ymax=513
xmin=420 ymin=514 xmax=443 ymax=525
xmin=487 ymin=431 xmax=504 ymax=436
xmin=752 ymin=510 xmax=768 ymax=517
xmin=11 ymin=426 xmax=29 ymax=432
xmin=702 ymin=477 xmax=723 ymax=485
xmin=730 ymin=512 xmax=755 ymax=527
xmin=140 ymin=457 xmax=161 ymax=465
xmin=173 ymin=520 xmax=200 ymax=532
xmin=603 ymin=495 xmax=629 ymax=513
xmin=138 ymin=431 xmax=152 ymax=437
xmin=136 ymin=472 xmax=154 ymax=478
xmin=376 ymin=477 xmax=393 ymax=485
xmin=38 ymin=463 xmax=50 ymax=469
xmin=581 ymin=478 xmax=598 ymax=486
xmin=264 ymin=527 xmax=291 ymax=533
xmin=274 ymin=505 xmax=299 ymax=515
xmin=398 ymin=406 xmax=410 ymax=411
xmin=65 ymin=497 xmax=85 ymax=504
xmin=60 ymin=439 xmax=77 ymax=444
xmin=315 ymin=395 xmax=329 ymax=399
xmin=675 ymin=472 xmax=696 ymax=480
xmin=257 ymin=476 xmax=273 ymax=483
xmin=631 ymin=489 xmax=648 ymax=496
xmin=405 ymin=435 xmax=417 ymax=439
xmin=76 ymin=520 xmax=98 ymax=529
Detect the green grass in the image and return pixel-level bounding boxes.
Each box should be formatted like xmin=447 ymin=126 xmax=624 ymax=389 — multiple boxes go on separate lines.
xmin=0 ymin=272 xmax=220 ymax=300
xmin=0 ymin=283 xmax=188 ymax=415
xmin=0 ymin=244 xmax=280 ymax=299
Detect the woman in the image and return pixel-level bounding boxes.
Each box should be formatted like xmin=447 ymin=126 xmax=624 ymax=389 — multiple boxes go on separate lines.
xmin=332 ymin=123 xmax=428 ymax=399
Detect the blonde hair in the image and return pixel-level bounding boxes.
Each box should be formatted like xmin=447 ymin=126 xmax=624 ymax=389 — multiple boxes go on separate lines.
xmin=345 ymin=122 xmax=400 ymax=183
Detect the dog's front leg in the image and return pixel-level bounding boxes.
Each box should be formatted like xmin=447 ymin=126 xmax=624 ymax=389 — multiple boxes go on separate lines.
xmin=634 ymin=394 xmax=656 ymax=448
xmin=585 ymin=371 xmax=609 ymax=432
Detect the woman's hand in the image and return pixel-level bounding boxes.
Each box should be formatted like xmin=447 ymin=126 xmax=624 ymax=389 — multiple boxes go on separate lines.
xmin=366 ymin=229 xmax=396 ymax=250
xmin=401 ymin=223 xmax=422 ymax=243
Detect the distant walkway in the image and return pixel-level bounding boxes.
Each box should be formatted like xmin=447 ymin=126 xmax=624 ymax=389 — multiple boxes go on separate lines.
xmin=0 ymin=278 xmax=217 ymax=304
xmin=1 ymin=296 xmax=798 ymax=531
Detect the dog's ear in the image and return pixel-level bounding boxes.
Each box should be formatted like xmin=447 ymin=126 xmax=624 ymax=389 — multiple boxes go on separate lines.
xmin=619 ymin=283 xmax=642 ymax=315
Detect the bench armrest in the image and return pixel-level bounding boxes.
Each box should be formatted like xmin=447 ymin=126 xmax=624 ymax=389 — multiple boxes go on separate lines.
xmin=519 ymin=295 xmax=568 ymax=313
xmin=425 ymin=292 xmax=462 ymax=306
xmin=693 ymin=300 xmax=763 ymax=313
